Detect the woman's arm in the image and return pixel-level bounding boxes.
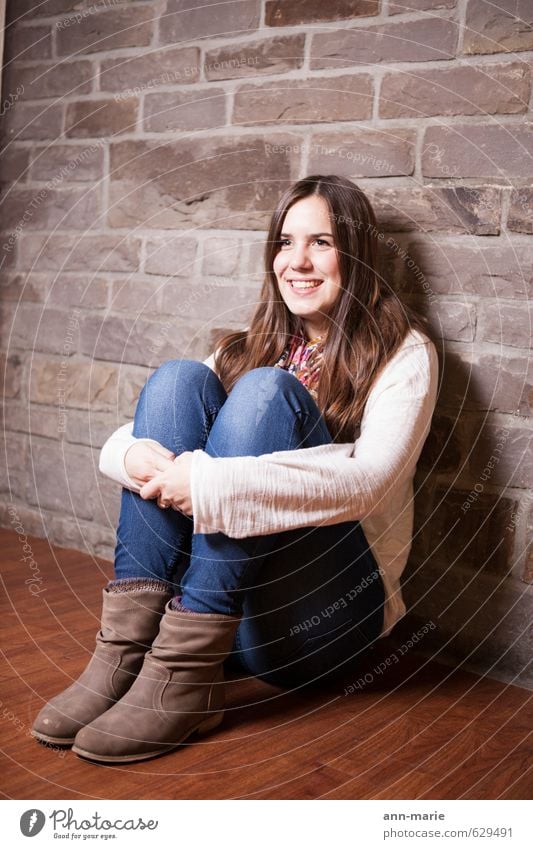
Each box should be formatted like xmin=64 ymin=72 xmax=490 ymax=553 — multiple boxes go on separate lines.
xmin=189 ymin=339 xmax=439 ymax=539
xmin=98 ymin=422 xmax=170 ymax=492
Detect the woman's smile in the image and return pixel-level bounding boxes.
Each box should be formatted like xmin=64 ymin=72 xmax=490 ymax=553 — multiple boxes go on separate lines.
xmin=287 ymin=278 xmax=324 ymax=293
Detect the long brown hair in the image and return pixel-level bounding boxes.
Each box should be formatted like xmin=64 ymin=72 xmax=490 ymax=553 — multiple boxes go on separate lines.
xmin=215 ymin=174 xmax=430 ymax=442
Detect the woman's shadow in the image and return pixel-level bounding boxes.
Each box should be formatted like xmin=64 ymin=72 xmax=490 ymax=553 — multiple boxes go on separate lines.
xmin=376 ymin=232 xmax=531 ymax=690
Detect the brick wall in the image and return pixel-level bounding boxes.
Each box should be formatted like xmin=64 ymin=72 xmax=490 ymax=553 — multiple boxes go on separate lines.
xmin=1 ymin=0 xmax=531 ymax=687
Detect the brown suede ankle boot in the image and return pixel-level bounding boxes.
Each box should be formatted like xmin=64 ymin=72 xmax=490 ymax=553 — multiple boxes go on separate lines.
xmin=32 ymin=585 xmax=172 ymax=746
xmin=71 ymin=603 xmax=240 ymax=763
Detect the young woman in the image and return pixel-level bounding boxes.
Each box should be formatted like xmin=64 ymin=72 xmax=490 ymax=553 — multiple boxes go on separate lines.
xmin=32 ymin=174 xmax=439 ymax=764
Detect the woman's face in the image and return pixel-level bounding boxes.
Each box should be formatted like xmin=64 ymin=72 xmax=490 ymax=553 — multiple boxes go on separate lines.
xmin=273 ymin=195 xmax=343 ymax=340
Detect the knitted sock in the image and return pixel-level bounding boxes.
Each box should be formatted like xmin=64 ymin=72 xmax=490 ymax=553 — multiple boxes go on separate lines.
xmin=107 ymin=577 xmax=172 ymax=594
xmin=170 ymin=595 xmax=195 ymax=613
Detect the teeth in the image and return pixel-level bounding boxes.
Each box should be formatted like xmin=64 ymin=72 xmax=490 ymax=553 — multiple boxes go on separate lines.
xmin=290 ymin=280 xmax=322 ymax=289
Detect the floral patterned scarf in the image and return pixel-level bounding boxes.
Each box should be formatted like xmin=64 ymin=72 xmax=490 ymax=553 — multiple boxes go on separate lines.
xmin=273 ymin=334 xmax=326 ymax=402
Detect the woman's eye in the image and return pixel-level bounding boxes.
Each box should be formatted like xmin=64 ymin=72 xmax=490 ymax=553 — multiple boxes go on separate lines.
xmin=315 ymin=239 xmax=331 ymax=247
xmin=279 ymin=239 xmax=292 ymax=248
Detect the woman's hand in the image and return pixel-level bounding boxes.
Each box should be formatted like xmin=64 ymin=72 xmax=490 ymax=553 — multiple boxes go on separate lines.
xmin=124 ymin=441 xmax=176 ymax=488
xmin=139 ymin=451 xmax=193 ymax=516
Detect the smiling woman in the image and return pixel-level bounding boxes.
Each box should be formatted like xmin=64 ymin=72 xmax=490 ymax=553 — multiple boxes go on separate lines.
xmin=32 ymin=174 xmax=439 ymax=766
xmin=275 ymin=195 xmax=343 ymax=339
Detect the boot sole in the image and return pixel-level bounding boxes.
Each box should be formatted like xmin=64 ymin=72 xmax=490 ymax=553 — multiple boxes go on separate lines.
xmin=32 ymin=729 xmax=76 ymax=747
xmin=71 ymin=711 xmax=224 ymax=764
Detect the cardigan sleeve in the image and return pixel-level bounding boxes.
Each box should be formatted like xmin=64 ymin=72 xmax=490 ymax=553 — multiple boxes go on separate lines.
xmin=98 ymin=422 xmax=163 ymax=493
xmin=190 ymin=338 xmax=439 ymax=538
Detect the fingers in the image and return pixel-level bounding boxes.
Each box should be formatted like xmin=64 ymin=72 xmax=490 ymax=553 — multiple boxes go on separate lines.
xmin=154 ymin=456 xmax=174 ymax=473
xmin=151 ymin=443 xmax=175 ymax=460
xmin=140 ymin=477 xmax=161 ymax=500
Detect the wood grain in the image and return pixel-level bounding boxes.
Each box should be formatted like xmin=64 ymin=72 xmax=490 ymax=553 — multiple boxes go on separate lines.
xmin=1 ymin=529 xmax=531 ymax=799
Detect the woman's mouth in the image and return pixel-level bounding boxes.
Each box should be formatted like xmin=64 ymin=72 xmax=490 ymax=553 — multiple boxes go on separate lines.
xmin=287 ymin=279 xmax=324 ymax=294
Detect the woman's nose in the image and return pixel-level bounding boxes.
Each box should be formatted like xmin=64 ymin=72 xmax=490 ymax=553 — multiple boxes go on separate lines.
xmin=289 ymin=242 xmax=312 ymax=268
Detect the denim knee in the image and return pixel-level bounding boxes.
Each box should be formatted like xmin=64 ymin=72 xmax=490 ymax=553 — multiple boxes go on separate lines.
xmin=230 ymin=366 xmax=303 ymax=401
xmin=144 ymin=359 xmax=213 ymax=403
xmin=233 ymin=366 xmax=296 ymax=386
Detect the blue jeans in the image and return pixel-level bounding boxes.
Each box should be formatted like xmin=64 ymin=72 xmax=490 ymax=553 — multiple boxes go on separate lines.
xmin=114 ymin=360 xmax=385 ymax=687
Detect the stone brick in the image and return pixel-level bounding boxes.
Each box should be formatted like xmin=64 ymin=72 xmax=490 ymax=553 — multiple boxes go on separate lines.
xmin=524 ymin=506 xmax=533 ymax=583
xmin=367 ymin=186 xmax=501 ymax=235
xmin=308 ymin=129 xmax=415 ymax=177
xmin=47 ymin=514 xmax=116 ymax=559
xmin=30 ymin=357 xmax=119 ymax=411
xmin=463 ymin=0 xmax=533 ymax=55
xmin=1 ymin=186 xmax=100 ymax=231
xmin=422 ymin=124 xmax=533 ymax=179
xmin=0 ymin=147 xmax=30 ymax=183
xmin=161 ymin=0 xmax=260 ymax=44
xmin=265 ymin=0 xmax=379 ymax=25
xmin=80 ymin=313 xmax=196 ymax=366
xmin=30 ymin=143 xmax=104 ymax=182
xmin=242 ymin=234 xmax=268 ymax=282
xmin=99 ymin=46 xmax=200 ymax=92
xmin=201 ymin=237 xmax=241 ymax=277
xmin=64 ymin=409 xmax=119 ymax=449
xmin=3 ymin=24 xmax=52 ymax=62
xmin=56 ymin=6 xmax=154 ymax=56
xmin=205 ymin=35 xmax=305 ymax=81
xmin=26 ymin=440 xmax=107 ymax=522
xmin=389 ymin=0 xmax=456 ymax=13
xmin=380 ymin=62 xmax=529 ymax=118
xmin=48 ymin=274 xmax=108 ymax=309
xmin=0 ymin=300 xmax=38 ymax=352
xmin=0 ymin=352 xmax=24 ymax=399
xmin=410 ymin=297 xmax=477 ymax=342
xmin=144 ymin=235 xmax=197 ymax=277
xmin=4 ymin=60 xmax=93 ymax=100
xmin=0 ymin=501 xmax=47 ymax=542
xmin=507 ymin=188 xmax=533 ymax=234
xmin=417 ymin=485 xmax=517 ymax=576
xmin=0 ymin=302 xmax=79 ymax=355
xmin=468 ymin=423 xmax=533 ymax=489
xmin=233 ymin=74 xmax=373 ymax=125
xmin=65 ymin=98 xmax=138 ymax=138
xmin=0 ymin=240 xmax=18 ymax=271
xmin=524 ymin=552 xmax=533 ymax=583
xmin=118 ymin=364 xmax=151 ymax=417
xmin=109 ymin=277 xmax=161 ymax=314
xmin=5 ymin=402 xmax=61 ymax=440
xmin=6 ymin=0 xmax=90 ymax=20
xmin=158 ymin=279 xmax=257 ymax=326
xmin=143 ymin=88 xmax=227 ymax=133
xmin=0 ymin=433 xmax=29 ymax=499
xmin=399 ymin=240 xmax=532 ymax=299
xmin=1 ymin=272 xmax=108 ymax=309
xmin=480 ymin=301 xmax=532 ymax=349
xmin=3 ymin=102 xmax=63 ymax=140
xmin=438 ymin=351 xmax=531 ymax=415
xmin=108 ymin=134 xmax=300 ymax=230
xmin=311 ymin=18 xmax=457 ymax=69
xmin=417 ymin=412 xmax=465 ymax=474
xmin=18 ymin=233 xmax=141 ymax=272
xmin=1 ymin=273 xmax=46 ymax=303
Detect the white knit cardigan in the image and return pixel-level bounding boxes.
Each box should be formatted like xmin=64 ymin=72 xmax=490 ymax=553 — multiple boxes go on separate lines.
xmin=99 ymin=328 xmax=439 ymax=637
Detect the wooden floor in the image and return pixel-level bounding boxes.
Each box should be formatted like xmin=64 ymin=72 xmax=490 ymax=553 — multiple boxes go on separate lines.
xmin=1 ymin=528 xmax=531 ymax=800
